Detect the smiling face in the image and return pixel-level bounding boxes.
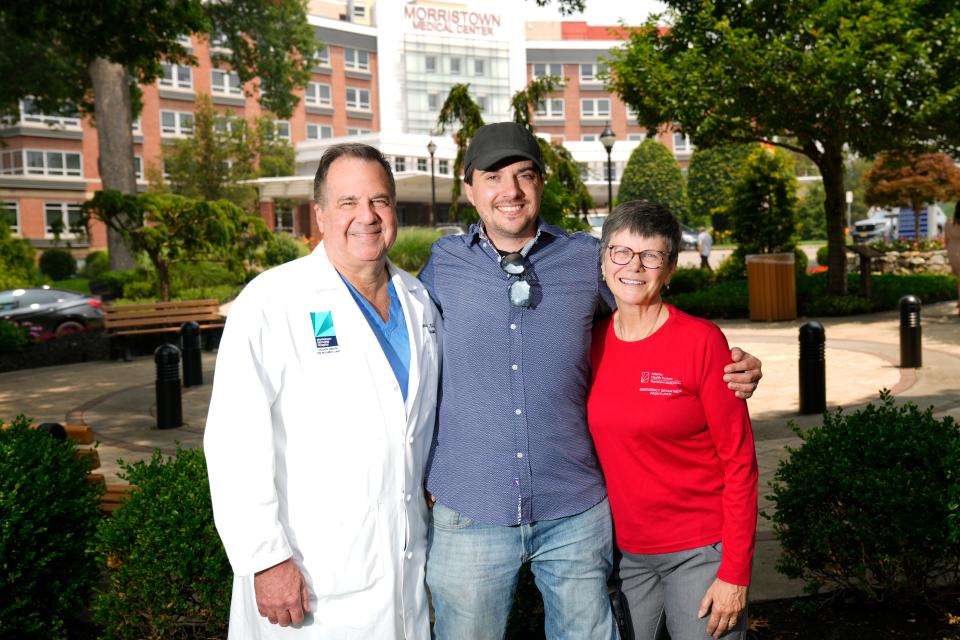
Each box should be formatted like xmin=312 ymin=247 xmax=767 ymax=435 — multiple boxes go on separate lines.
xmin=464 ymin=158 xmax=543 ymax=252
xmin=314 ymin=156 xmax=398 ymax=274
xmin=603 ymin=230 xmax=675 ymax=309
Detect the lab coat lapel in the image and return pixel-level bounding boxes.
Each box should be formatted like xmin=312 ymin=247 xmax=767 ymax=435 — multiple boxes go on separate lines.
xmin=388 ymin=262 xmax=423 ymax=422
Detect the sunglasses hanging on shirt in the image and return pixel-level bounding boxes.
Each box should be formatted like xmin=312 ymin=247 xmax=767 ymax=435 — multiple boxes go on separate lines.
xmin=500 ymin=252 xmax=532 ymax=308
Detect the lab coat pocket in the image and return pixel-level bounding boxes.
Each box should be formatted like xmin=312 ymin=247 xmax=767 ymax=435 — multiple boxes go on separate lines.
xmin=307 ymin=500 xmax=384 ymax=597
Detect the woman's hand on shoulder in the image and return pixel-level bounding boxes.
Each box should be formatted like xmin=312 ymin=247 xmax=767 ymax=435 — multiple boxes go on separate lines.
xmin=699 ymin=577 xmax=747 ymax=638
xmin=724 ymin=347 xmax=762 ymax=399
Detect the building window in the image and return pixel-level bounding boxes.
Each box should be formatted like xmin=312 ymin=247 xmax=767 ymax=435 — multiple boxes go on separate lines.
xmin=275 ymin=205 xmax=294 ymax=233
xmin=394 ymin=157 xmax=406 ymax=172
xmin=347 ymin=127 xmax=372 ymax=136
xmin=18 ymin=98 xmax=81 ymax=128
xmin=176 ymin=34 xmax=192 ymax=47
xmin=273 ymin=121 xmax=291 ymax=141
xmin=627 ymin=133 xmax=644 ymax=142
xmin=160 ymin=63 xmax=193 ymax=90
xmin=476 ymin=96 xmax=488 ymax=112
xmin=209 ymin=31 xmax=229 ymax=50
xmin=134 ymin=156 xmax=143 ymax=180
xmin=306 ymin=82 xmax=332 ymax=106
xmin=604 ymin=162 xmax=619 ymax=181
xmin=581 ymin=98 xmax=611 ymax=118
xmin=626 ymin=106 xmax=640 ymax=121
xmin=438 ymin=159 xmax=450 ymax=175
xmin=673 ymin=132 xmax=692 ymax=152
xmin=532 ymin=63 xmax=563 ymax=79
xmin=211 ymin=69 xmax=242 ymax=95
xmin=352 ymin=5 xmax=366 ymax=19
xmin=160 ymin=110 xmax=194 ymax=136
xmin=425 ymin=56 xmax=437 ymax=73
xmin=213 ymin=116 xmax=234 ymax=134
xmin=14 ymin=149 xmax=83 ymax=177
xmin=474 ymin=59 xmax=485 ymax=76
xmin=346 ymin=87 xmax=371 ymax=110
xmin=1 ymin=201 xmax=19 ymax=234
xmin=132 ymin=116 xmax=141 ymax=133
xmin=44 ymin=202 xmax=85 ymax=238
xmin=417 ymin=158 xmax=428 ymax=172
xmin=449 ymin=57 xmax=462 ymax=75
xmin=581 ymin=134 xmax=598 ymax=142
xmin=344 ymin=48 xmax=370 ymax=71
xmin=314 ymin=47 xmax=330 ymax=66
xmin=580 ymin=63 xmax=607 ymax=83
xmin=306 ymin=123 xmax=333 ymax=140
xmin=428 ymin=93 xmax=439 ymax=111
xmin=535 ymin=98 xmax=564 ymax=118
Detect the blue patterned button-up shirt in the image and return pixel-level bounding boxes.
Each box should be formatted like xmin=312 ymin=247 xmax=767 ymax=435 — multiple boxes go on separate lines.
xmin=420 ymin=221 xmax=612 ymax=526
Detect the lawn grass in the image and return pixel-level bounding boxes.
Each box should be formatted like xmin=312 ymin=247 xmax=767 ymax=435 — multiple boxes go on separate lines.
xmin=51 ymin=277 xmax=91 ymax=294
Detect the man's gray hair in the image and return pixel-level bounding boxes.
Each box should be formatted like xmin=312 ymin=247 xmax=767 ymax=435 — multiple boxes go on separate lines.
xmin=313 ymin=143 xmax=396 ymax=206
xmin=599 ymin=200 xmax=682 ymax=267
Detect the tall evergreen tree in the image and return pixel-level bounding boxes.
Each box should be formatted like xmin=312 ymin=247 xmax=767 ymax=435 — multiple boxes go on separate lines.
xmin=618 ymin=139 xmax=688 ymax=219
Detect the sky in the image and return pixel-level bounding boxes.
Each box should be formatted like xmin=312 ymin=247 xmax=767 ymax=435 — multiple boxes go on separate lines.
xmin=519 ymin=1 xmax=668 ymax=26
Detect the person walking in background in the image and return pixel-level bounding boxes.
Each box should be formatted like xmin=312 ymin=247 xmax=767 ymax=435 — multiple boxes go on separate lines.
xmin=589 ymin=201 xmax=757 ymax=640
xmin=204 ymin=143 xmax=441 ymax=639
xmin=697 ymin=226 xmax=713 ymax=270
xmin=944 ymin=208 xmax=960 ymax=315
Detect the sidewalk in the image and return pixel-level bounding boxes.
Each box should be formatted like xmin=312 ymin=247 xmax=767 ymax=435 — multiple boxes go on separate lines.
xmin=1 ymin=300 xmax=959 ymax=602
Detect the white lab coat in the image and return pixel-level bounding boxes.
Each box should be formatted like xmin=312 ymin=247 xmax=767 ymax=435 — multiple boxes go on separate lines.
xmin=204 ymin=244 xmax=441 ymax=639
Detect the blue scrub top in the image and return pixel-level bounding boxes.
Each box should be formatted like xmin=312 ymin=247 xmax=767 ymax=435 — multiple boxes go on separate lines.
xmin=340 ymin=274 xmax=411 ymax=403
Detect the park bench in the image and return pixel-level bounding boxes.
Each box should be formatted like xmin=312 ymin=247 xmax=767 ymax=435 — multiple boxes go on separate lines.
xmin=103 ymin=299 xmax=225 ymax=360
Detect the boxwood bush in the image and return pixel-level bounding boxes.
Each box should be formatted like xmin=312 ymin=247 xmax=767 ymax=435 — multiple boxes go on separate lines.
xmin=0 ymin=415 xmax=103 ymax=638
xmin=389 ymin=227 xmax=441 ymax=274
xmin=92 ymin=448 xmax=232 ymax=639
xmin=39 ymin=248 xmax=77 ymax=281
xmin=768 ymin=393 xmax=960 ymax=601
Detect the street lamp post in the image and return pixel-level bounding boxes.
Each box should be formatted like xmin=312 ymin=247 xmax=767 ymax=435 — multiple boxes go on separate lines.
xmin=427 ymin=139 xmax=437 ymax=227
xmin=600 ymin=123 xmax=616 ymax=213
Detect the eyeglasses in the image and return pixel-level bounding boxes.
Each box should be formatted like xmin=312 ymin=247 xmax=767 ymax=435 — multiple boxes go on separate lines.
xmin=607 ymin=246 xmax=668 ymax=269
xmin=500 ymin=252 xmax=532 ymax=308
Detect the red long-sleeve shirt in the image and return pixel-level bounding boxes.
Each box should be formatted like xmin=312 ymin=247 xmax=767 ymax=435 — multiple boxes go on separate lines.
xmin=587 ymin=305 xmax=758 ymax=585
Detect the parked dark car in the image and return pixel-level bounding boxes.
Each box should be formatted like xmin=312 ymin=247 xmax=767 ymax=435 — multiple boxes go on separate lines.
xmin=680 ymin=224 xmax=699 ymax=251
xmin=0 ymin=287 xmax=104 ymax=335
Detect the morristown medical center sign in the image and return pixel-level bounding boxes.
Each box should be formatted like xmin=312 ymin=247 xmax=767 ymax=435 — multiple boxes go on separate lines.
xmin=404 ymin=5 xmax=502 ymax=36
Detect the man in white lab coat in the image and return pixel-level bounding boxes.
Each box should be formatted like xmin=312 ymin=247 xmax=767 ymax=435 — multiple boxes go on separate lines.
xmin=205 ymin=143 xmax=441 ymax=639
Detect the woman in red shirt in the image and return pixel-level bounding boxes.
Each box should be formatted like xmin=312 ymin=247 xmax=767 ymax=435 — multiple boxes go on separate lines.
xmin=588 ymin=200 xmax=758 ymax=640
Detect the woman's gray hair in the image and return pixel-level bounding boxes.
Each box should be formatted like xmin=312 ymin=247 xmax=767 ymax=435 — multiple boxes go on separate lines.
xmin=599 ymin=200 xmax=682 ymax=266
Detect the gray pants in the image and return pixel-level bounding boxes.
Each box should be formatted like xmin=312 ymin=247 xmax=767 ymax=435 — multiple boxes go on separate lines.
xmin=616 ymin=543 xmax=747 ymax=640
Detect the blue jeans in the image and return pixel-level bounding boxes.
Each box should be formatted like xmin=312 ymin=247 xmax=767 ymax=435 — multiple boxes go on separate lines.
xmin=426 ymin=498 xmax=617 ymax=640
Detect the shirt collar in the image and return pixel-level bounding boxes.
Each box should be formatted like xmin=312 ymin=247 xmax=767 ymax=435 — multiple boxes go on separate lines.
xmin=467 ymin=218 xmax=565 ymax=249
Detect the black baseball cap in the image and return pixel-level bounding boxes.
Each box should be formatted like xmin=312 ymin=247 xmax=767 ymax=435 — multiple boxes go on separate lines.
xmin=463 ymin=122 xmax=545 ymax=185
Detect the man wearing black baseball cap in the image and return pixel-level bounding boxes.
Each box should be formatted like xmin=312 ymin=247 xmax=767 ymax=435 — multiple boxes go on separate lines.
xmin=418 ymin=122 xmax=762 ymax=639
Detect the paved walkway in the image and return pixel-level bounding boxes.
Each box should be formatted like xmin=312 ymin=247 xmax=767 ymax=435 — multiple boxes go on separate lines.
xmin=1 ymin=300 xmax=958 ymax=602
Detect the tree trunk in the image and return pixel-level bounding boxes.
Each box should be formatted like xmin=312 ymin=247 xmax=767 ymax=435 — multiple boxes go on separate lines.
xmin=817 ymin=141 xmax=848 ymax=295
xmin=88 ymin=57 xmax=137 ymax=270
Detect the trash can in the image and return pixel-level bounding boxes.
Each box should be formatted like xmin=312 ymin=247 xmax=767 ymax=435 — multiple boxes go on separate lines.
xmin=746 ymin=252 xmax=797 ymax=321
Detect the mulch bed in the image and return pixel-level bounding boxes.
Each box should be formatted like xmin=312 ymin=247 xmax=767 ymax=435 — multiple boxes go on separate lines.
xmin=747 ymin=589 xmax=960 ymax=640
xmin=0 ymin=331 xmax=110 ymax=373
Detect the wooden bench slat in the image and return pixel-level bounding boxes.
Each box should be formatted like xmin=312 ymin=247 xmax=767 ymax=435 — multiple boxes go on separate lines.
xmin=104 ymin=299 xmax=219 ymax=312
xmin=105 ymin=314 xmax=222 ymax=328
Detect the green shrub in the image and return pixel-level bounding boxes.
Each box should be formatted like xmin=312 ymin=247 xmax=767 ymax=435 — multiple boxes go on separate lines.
xmin=713 ymin=250 xmax=747 ymax=282
xmin=175 ymin=284 xmax=242 ymax=303
xmin=92 ymin=448 xmax=232 ymax=639
xmin=668 ymin=267 xmax=713 ymax=294
xmin=868 ymin=273 xmax=958 ymax=309
xmin=0 ymin=415 xmax=103 ymax=638
xmin=769 ymin=393 xmax=960 ymax=601
xmin=0 ymin=318 xmax=28 ymax=353
xmin=618 ymin=138 xmax=688 ymax=220
xmin=90 ymin=269 xmax=140 ymax=300
xmin=81 ymin=250 xmax=110 ymax=279
xmin=815 ymin=245 xmax=829 ymax=267
xmin=389 ymin=227 xmax=441 ymax=274
xmin=665 ymin=279 xmax=749 ymax=318
xmin=171 ymin=260 xmax=241 ymax=290
xmin=39 ymin=248 xmax=78 ymax=280
xmin=0 ymin=221 xmax=41 ymax=289
xmin=122 ymin=278 xmax=159 ymax=300
xmin=261 ymin=232 xmax=309 ymax=267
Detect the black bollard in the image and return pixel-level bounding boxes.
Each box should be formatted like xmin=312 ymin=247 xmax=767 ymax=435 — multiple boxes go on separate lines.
xmin=37 ymin=422 xmax=67 ymax=441
xmin=799 ymin=321 xmax=826 ymax=414
xmin=155 ymin=343 xmax=183 ymax=429
xmin=180 ymin=321 xmax=203 ymax=387
xmin=899 ymin=295 xmax=922 ymax=368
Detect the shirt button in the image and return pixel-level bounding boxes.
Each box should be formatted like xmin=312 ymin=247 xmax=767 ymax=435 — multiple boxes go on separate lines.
xmin=406 ymin=552 xmax=413 ymax=560
xmin=517 ymin=452 xmax=524 ymax=458
xmin=515 ymin=409 xmax=521 ymax=415
xmin=510 ymin=323 xmax=517 ymax=330
xmin=406 ymin=494 xmax=412 ymax=502
xmin=408 ymin=436 xmax=414 ymax=444
xmin=511 ymin=364 xmax=518 ymax=371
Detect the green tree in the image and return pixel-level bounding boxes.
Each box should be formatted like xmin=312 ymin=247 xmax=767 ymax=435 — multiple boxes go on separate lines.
xmin=436 ymin=84 xmax=485 ymax=221
xmin=722 ymin=146 xmax=798 ymax=255
xmin=0 ymin=221 xmax=40 ymax=290
xmin=796 ymin=181 xmax=827 ymax=241
xmin=687 ymin=143 xmax=757 ymax=230
xmin=160 ymin=95 xmax=295 ymax=211
xmin=607 ymin=1 xmax=960 ymax=294
xmin=83 ymin=191 xmax=270 ymax=301
xmin=618 ymin=138 xmax=688 ymax=219
xmin=0 ymin=0 xmax=317 ymax=270
xmin=865 ymin=152 xmax=960 ymax=239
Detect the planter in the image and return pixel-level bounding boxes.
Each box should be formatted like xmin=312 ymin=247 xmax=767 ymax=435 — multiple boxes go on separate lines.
xmin=746 ymin=252 xmax=797 ymax=321
xmin=0 ymin=331 xmax=110 ymax=373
